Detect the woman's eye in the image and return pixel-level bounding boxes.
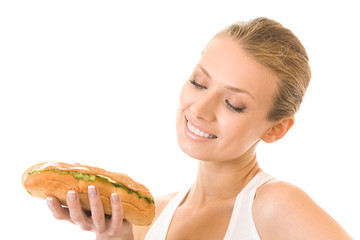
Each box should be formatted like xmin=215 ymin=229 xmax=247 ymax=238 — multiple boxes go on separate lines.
xmin=190 ymin=78 xmax=207 ymax=90
xmin=225 ymin=99 xmax=245 ymax=113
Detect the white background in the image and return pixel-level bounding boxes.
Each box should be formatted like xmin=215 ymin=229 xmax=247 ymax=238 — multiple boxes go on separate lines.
xmin=1 ymin=0 xmax=359 ymax=239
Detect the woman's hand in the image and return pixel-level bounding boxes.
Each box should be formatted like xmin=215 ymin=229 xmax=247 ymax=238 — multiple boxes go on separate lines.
xmin=46 ymin=185 xmax=134 ymax=240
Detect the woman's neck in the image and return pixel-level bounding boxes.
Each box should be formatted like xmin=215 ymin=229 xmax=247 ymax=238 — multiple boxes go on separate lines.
xmin=185 ymin=153 xmax=261 ymax=207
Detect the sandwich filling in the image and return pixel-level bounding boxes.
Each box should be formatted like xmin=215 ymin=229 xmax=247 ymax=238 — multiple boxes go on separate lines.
xmin=27 ymin=169 xmax=155 ymax=204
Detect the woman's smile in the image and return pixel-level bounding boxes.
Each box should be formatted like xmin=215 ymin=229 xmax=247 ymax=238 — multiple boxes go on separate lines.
xmin=184 ymin=117 xmax=217 ymax=141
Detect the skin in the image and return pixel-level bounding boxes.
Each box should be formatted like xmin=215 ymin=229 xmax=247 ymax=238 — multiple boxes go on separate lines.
xmin=47 ymin=37 xmax=352 ymax=239
xmin=46 ymin=188 xmax=134 ymax=240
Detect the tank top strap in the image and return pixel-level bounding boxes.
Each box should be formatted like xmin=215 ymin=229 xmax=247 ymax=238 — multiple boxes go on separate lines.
xmin=145 ymin=186 xmax=190 ymax=240
xmin=224 ymin=171 xmax=274 ymax=240
xmin=145 ymin=171 xmax=274 ymax=240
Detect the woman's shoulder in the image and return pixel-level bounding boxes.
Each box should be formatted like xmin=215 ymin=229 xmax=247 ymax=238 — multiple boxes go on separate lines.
xmin=153 ymin=191 xmax=179 ymax=217
xmin=252 ymin=180 xmax=351 ymax=240
xmin=133 ymin=191 xmax=178 ymax=239
xmin=254 ymin=179 xmax=307 ymax=207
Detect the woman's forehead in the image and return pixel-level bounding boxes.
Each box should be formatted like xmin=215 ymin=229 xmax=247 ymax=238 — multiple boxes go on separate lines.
xmin=198 ymin=37 xmax=278 ymax=103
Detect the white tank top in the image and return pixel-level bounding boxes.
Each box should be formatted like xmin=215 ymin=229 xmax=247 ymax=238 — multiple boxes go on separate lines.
xmin=145 ymin=171 xmax=273 ymax=240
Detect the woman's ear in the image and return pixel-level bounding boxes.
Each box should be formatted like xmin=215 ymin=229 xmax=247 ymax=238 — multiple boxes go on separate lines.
xmin=262 ymin=116 xmax=295 ymax=143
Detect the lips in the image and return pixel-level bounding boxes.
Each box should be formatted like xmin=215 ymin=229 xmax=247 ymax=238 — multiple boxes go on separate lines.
xmin=185 ymin=117 xmax=217 ymax=139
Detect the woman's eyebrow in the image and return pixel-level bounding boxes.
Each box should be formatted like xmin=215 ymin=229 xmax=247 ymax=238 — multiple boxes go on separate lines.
xmin=198 ymin=64 xmax=212 ymax=79
xmin=225 ymin=85 xmax=256 ymax=101
xmin=197 ymin=64 xmax=256 ymax=102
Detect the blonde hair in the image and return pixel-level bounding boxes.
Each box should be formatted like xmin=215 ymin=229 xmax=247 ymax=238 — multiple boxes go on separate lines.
xmin=215 ymin=17 xmax=311 ymax=121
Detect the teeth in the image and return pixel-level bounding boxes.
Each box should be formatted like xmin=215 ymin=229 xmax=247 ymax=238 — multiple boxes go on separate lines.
xmin=187 ymin=121 xmax=216 ymax=139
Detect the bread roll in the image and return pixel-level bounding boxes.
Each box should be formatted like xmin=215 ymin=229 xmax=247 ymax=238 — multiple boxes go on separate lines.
xmin=22 ymin=161 xmax=155 ymax=226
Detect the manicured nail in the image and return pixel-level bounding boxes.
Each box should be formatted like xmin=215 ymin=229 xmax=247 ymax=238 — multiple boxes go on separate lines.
xmin=88 ymin=185 xmax=96 ymax=198
xmin=68 ymin=190 xmax=76 ymax=202
xmin=111 ymin=193 xmax=119 ymax=204
xmin=46 ymin=197 xmax=54 ymax=207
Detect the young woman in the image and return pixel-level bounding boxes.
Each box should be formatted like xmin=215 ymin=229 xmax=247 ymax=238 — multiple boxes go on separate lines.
xmin=46 ymin=17 xmax=352 ymax=239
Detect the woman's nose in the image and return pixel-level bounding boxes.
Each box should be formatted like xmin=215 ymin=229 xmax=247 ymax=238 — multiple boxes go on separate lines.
xmin=190 ymin=92 xmax=217 ymax=122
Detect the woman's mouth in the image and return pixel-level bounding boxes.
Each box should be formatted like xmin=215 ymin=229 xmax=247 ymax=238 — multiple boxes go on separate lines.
xmin=186 ymin=118 xmax=217 ymax=139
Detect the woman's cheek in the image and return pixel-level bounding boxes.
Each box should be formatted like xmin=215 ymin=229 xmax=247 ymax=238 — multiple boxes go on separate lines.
xmin=178 ymin=84 xmax=193 ymax=111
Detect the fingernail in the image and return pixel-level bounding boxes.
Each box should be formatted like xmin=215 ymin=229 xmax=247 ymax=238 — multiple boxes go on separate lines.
xmin=46 ymin=197 xmax=54 ymax=207
xmin=111 ymin=193 xmax=119 ymax=204
xmin=68 ymin=190 xmax=76 ymax=202
xmin=88 ymin=185 xmax=96 ymax=198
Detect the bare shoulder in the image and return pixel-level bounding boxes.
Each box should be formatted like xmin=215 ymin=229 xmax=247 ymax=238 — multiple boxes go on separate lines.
xmin=154 ymin=191 xmax=179 ymax=214
xmin=133 ymin=192 xmax=178 ymax=240
xmin=252 ymin=180 xmax=352 ymax=240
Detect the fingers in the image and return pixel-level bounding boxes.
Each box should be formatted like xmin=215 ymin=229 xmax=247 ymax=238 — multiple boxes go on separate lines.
xmin=46 ymin=189 xmax=133 ymax=238
xmin=88 ymin=185 xmax=106 ymax=232
xmin=46 ymin=196 xmax=70 ymax=221
xmin=108 ymin=193 xmax=133 ymax=237
xmin=67 ymin=190 xmax=92 ymax=231
xmin=109 ymin=193 xmax=123 ymax=228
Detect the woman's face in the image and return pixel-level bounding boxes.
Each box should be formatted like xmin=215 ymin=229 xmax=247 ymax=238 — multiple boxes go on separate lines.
xmin=176 ymin=37 xmax=279 ymax=162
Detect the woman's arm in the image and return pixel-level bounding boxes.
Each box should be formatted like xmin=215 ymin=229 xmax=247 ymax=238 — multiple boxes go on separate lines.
xmin=253 ymin=181 xmax=352 ymax=240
